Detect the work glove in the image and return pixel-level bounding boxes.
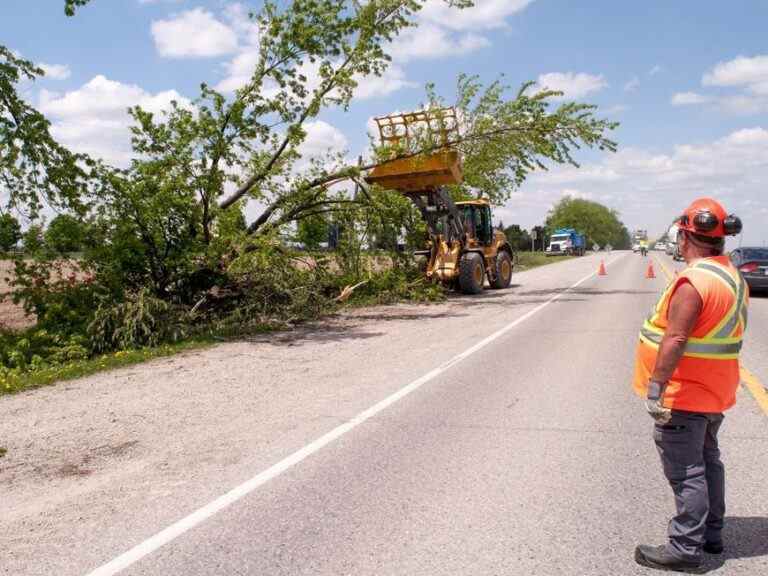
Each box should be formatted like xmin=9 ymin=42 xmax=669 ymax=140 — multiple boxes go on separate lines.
xmin=645 ymin=398 xmax=672 ymax=424
xmin=645 ymin=380 xmax=672 ymax=424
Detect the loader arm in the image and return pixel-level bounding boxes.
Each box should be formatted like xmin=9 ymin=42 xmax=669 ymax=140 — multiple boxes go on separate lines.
xmin=408 ymin=188 xmax=465 ymax=245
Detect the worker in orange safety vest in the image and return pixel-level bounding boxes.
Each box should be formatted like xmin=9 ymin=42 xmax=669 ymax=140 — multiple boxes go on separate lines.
xmin=632 ymin=198 xmax=747 ymax=572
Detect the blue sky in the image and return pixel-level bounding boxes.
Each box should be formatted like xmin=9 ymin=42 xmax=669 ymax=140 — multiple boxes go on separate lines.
xmin=5 ymin=0 xmax=768 ymax=245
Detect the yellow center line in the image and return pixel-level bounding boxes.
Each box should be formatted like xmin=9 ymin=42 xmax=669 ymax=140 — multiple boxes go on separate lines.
xmin=652 ymin=255 xmax=675 ymax=282
xmin=652 ymin=254 xmax=768 ymax=418
xmin=741 ymin=367 xmax=768 ymax=415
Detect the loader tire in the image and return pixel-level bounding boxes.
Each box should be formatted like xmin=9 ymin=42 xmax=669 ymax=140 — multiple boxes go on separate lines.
xmin=458 ymin=252 xmax=485 ymax=294
xmin=491 ymin=251 xmax=513 ymax=289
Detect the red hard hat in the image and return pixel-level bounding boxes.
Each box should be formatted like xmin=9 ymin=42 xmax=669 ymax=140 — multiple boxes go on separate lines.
xmin=678 ymin=197 xmax=729 ymax=238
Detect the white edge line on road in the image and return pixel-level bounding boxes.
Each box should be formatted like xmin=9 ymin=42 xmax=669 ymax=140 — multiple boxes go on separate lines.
xmin=84 ymin=254 xmax=622 ymax=576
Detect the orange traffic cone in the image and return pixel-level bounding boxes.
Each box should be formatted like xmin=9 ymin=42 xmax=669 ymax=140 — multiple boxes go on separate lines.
xmin=598 ymin=260 xmax=607 ymax=276
xmin=646 ymin=263 xmax=656 ymax=279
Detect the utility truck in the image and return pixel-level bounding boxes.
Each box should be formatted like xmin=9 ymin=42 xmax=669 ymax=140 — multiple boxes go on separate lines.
xmin=546 ymin=228 xmax=586 ymax=256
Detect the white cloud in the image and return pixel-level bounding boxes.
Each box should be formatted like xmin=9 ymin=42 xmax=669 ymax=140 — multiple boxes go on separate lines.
xmin=560 ymin=188 xmax=593 ymax=200
xmin=217 ymin=52 xmax=413 ymax=100
xmin=216 ymin=1 xmax=532 ymax=99
xmin=38 ymin=63 xmax=71 ymax=80
xmin=39 ymin=75 xmax=190 ymax=166
xmin=215 ymin=49 xmax=261 ymax=93
xmin=703 ymin=55 xmax=768 ymax=93
xmin=151 ymin=8 xmax=238 ymax=58
xmin=299 ymin=121 xmax=348 ymax=158
xmin=670 ymin=55 xmax=768 ymax=115
xmin=649 ymin=65 xmax=663 ymax=76
xmin=623 ymin=76 xmax=640 ymax=92
xmin=387 ymin=0 xmax=532 ymax=63
xmin=388 ymin=24 xmax=489 ymax=62
xmin=353 ymin=65 xmax=415 ymax=99
xmin=222 ymin=2 xmax=261 ymax=46
xmin=419 ymin=0 xmax=534 ymax=31
xmin=536 ymin=72 xmax=608 ymax=100
xmin=671 ymin=92 xmax=711 ymax=106
xmin=509 ymin=127 xmax=768 ymax=243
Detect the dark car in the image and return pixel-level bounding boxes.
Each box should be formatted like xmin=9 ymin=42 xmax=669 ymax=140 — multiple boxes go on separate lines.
xmin=731 ymin=247 xmax=768 ymax=293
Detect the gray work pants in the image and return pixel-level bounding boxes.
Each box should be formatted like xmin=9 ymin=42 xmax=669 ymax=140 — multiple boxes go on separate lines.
xmin=654 ymin=411 xmax=725 ymax=561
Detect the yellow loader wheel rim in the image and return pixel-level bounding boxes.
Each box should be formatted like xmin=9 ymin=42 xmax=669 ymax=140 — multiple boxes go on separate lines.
xmin=474 ymin=262 xmax=483 ymax=285
xmin=501 ymin=259 xmax=511 ymax=282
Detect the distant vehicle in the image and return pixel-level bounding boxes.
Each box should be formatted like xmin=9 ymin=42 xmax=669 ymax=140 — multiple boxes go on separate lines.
xmin=632 ymin=229 xmax=648 ymax=253
xmin=546 ymin=228 xmax=586 ymax=256
xmin=731 ymin=248 xmax=768 ymax=292
xmin=667 ymin=222 xmax=682 ymax=260
xmin=654 ymin=241 xmax=667 ymax=251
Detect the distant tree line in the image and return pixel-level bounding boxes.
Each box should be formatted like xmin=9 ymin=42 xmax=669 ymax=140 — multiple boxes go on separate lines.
xmin=546 ymin=196 xmax=631 ymax=249
xmin=499 ymin=196 xmax=632 ymax=252
xmin=0 ymin=213 xmax=87 ymax=255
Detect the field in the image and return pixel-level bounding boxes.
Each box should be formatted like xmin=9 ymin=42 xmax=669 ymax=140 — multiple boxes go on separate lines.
xmin=0 ymin=260 xmax=33 ymax=331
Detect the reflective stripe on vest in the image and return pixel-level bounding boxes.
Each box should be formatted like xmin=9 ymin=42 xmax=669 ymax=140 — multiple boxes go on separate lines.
xmin=639 ymin=259 xmax=747 ymax=360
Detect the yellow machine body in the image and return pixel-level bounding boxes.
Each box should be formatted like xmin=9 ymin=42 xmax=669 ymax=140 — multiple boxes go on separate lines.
xmin=364 ymin=108 xmax=514 ymax=294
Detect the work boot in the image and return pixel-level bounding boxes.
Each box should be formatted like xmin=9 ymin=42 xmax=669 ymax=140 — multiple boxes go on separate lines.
xmin=703 ymin=540 xmax=724 ymax=554
xmin=634 ymin=545 xmax=703 ymax=573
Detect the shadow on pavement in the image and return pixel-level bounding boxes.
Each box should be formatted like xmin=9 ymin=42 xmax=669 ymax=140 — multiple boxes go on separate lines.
xmin=245 ymin=323 xmax=386 ymax=347
xmin=572 ymin=288 xmax=658 ymax=296
xmin=348 ymin=310 xmax=465 ymax=322
xmin=448 ymin=294 xmax=588 ymax=308
xmin=702 ymin=516 xmax=768 ymax=572
xmin=513 ymin=287 xmax=658 ymax=297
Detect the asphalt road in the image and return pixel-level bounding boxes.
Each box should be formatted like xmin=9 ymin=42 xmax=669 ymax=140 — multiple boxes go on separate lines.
xmin=2 ymin=251 xmax=767 ymax=576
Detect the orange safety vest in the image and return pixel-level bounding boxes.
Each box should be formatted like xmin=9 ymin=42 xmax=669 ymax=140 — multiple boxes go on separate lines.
xmin=633 ymin=256 xmax=749 ymax=413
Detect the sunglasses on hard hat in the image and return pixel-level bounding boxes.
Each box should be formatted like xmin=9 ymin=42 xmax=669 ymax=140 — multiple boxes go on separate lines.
xmin=678 ymin=210 xmax=743 ymax=237
xmin=679 ymin=210 xmax=720 ymax=233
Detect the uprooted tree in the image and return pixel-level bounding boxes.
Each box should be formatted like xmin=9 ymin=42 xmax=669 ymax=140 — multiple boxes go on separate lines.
xmin=2 ymin=0 xmax=619 ymax=370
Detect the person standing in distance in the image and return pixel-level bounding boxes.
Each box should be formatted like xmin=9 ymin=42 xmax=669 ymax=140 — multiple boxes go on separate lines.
xmin=633 ymin=198 xmax=747 ymax=572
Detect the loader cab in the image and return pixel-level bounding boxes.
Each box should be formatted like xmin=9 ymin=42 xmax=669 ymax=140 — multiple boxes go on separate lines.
xmin=458 ymin=201 xmax=493 ymax=245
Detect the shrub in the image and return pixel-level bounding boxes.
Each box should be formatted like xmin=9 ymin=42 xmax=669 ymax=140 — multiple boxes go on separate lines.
xmin=88 ymin=288 xmax=188 ymax=353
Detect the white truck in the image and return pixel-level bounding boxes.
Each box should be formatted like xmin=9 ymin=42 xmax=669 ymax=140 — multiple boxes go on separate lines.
xmin=666 ymin=222 xmax=682 ymax=260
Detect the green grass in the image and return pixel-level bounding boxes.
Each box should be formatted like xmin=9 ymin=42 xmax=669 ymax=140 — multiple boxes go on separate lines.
xmin=0 ymin=338 xmax=216 ymax=396
xmin=515 ymin=251 xmax=573 ymax=270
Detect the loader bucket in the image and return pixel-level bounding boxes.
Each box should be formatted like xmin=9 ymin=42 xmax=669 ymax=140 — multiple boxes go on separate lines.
xmin=365 ymin=150 xmax=462 ymax=191
xmin=365 ymin=107 xmax=463 ymax=191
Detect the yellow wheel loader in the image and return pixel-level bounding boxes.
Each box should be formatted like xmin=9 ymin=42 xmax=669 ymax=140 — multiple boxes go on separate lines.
xmin=365 ymin=108 xmax=514 ymax=294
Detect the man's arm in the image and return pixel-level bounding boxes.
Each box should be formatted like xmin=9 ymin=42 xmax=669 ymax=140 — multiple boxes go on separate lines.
xmin=651 ymin=281 xmax=703 ymax=385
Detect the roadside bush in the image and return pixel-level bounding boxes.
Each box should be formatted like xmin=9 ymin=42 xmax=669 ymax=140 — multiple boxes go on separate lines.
xmin=88 ymin=288 xmax=189 ymax=353
xmin=8 ymin=256 xmax=102 ymax=337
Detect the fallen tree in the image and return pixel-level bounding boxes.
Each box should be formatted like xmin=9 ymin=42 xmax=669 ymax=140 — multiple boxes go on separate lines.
xmin=2 ymin=0 xmax=619 ymax=386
